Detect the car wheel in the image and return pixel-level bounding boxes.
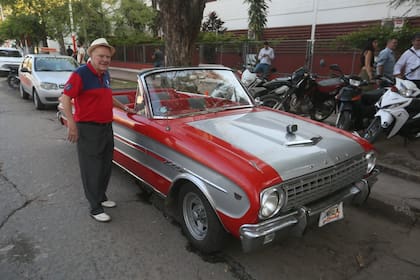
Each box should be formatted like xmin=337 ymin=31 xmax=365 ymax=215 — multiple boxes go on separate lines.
xmin=363 ymin=117 xmax=383 ymax=143
xmin=311 ymin=98 xmax=335 ymax=122
xmin=179 ymin=184 xmax=227 ymax=253
xmin=20 ymin=83 xmax=29 ymax=100
xmin=33 ymin=89 xmax=45 ymax=110
xmin=336 ymin=111 xmax=352 ymax=131
xmin=7 ymin=76 xmax=20 ymax=90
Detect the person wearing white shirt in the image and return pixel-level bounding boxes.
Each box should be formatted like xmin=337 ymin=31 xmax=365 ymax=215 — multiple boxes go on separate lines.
xmin=77 ymin=44 xmax=86 ymax=64
xmin=394 ymin=33 xmax=420 ymax=88
xmin=254 ymin=41 xmax=275 ymax=78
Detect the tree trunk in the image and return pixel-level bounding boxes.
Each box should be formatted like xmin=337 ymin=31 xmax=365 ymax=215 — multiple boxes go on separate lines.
xmin=157 ymin=0 xmax=206 ymax=66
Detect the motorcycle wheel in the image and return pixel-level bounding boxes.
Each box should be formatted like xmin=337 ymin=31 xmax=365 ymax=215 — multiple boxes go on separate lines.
xmin=363 ymin=117 xmax=383 ymax=143
xmin=336 ymin=111 xmax=352 ymax=131
xmin=260 ymin=94 xmax=288 ymax=111
xmin=7 ymin=76 xmax=20 ymax=90
xmin=310 ymin=98 xmax=335 ymax=122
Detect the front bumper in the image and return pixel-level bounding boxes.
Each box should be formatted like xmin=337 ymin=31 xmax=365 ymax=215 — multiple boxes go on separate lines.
xmin=38 ymin=89 xmax=62 ymax=104
xmin=239 ymin=168 xmax=379 ymax=252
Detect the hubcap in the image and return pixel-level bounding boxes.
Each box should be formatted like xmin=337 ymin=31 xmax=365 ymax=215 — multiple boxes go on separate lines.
xmin=183 ymin=192 xmax=208 ymax=240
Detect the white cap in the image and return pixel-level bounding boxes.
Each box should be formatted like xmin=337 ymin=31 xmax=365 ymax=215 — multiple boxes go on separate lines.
xmin=87 ymin=38 xmax=115 ymax=56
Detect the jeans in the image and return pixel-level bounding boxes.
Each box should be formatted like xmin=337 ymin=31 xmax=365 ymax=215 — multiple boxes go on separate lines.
xmin=254 ymin=63 xmax=270 ymax=77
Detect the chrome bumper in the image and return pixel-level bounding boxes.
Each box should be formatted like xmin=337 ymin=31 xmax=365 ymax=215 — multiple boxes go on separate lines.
xmin=239 ymin=168 xmax=379 ymax=252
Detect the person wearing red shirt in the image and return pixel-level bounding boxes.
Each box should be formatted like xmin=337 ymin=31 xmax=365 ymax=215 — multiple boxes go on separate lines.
xmin=61 ymin=38 xmax=135 ymax=222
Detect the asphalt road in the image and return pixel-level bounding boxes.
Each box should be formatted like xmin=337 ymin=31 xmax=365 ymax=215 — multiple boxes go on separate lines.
xmin=0 ymin=79 xmax=419 ymax=280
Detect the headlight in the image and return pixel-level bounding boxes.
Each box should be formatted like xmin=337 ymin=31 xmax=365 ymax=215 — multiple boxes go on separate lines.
xmin=349 ymin=78 xmax=361 ymax=87
xmin=365 ymin=151 xmax=376 ymax=174
xmin=259 ymin=188 xmax=286 ymax=219
xmin=400 ymin=89 xmax=414 ymax=97
xmin=40 ymin=82 xmax=59 ymax=90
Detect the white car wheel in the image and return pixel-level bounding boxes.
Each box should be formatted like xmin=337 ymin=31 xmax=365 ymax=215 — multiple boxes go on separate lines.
xmin=33 ymin=90 xmax=45 ymax=110
xmin=20 ymin=83 xmax=29 ymax=100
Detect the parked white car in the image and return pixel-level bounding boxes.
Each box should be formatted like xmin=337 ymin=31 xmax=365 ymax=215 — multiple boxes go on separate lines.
xmin=19 ymin=54 xmax=79 ymax=109
xmin=0 ymin=47 xmax=23 ymax=76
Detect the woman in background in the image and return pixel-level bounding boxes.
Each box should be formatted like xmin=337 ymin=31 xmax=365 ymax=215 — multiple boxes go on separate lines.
xmin=359 ymin=38 xmax=378 ymax=82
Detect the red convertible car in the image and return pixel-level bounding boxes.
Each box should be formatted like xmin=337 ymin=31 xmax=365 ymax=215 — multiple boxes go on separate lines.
xmin=58 ymin=66 xmax=379 ymax=253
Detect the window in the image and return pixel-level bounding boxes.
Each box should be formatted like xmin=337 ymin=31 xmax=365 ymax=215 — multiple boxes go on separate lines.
xmin=0 ymin=49 xmax=22 ymax=58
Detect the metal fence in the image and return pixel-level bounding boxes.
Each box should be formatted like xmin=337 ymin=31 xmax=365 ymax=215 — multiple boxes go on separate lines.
xmin=113 ymin=39 xmax=362 ymax=76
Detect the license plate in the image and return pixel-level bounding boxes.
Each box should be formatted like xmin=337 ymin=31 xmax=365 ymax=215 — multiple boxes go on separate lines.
xmin=318 ymin=202 xmax=344 ymax=227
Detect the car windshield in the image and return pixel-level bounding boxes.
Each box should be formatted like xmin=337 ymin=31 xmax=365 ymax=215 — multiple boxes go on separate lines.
xmin=35 ymin=57 xmax=78 ymax=72
xmin=141 ymin=68 xmax=254 ymax=118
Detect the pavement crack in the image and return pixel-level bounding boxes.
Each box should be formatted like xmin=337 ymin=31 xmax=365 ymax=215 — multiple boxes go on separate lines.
xmin=392 ymin=252 xmax=420 ymax=268
xmin=0 ymin=198 xmax=36 ymax=230
xmin=0 ymin=173 xmax=27 ymax=199
xmin=0 ymin=173 xmax=35 ymax=230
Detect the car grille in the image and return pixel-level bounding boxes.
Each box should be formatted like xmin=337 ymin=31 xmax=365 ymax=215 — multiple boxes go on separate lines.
xmin=45 ymin=97 xmax=59 ymax=102
xmin=281 ymin=155 xmax=367 ymax=211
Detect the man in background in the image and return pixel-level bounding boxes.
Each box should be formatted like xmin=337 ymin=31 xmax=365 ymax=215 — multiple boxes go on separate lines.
xmin=394 ymin=32 xmax=420 ymax=88
xmin=152 ymin=47 xmax=164 ymax=67
xmin=254 ymin=41 xmax=275 ymax=78
xmin=376 ymin=37 xmax=398 ymax=77
xmin=66 ymin=45 xmax=74 ymax=57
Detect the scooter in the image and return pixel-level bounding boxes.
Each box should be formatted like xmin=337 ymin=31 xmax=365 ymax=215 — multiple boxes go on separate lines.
xmin=363 ymin=78 xmax=420 ymax=143
xmin=261 ymin=64 xmax=345 ymax=122
xmin=7 ymin=65 xmax=20 ymax=89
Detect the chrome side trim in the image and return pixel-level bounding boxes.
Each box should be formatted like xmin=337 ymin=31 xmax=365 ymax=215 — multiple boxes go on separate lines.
xmin=112 ymin=160 xmax=166 ymax=198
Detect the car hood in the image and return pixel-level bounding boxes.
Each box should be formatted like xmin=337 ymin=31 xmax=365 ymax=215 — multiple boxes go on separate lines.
xmin=35 ymin=71 xmax=73 ymax=84
xmin=187 ymin=110 xmax=365 ymax=181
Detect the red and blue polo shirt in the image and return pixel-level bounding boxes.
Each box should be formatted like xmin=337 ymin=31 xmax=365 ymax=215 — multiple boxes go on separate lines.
xmin=63 ymin=62 xmax=113 ymax=123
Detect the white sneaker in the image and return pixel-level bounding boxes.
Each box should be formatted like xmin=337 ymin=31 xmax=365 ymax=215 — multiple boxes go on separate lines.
xmin=101 ymin=200 xmax=116 ymax=208
xmin=91 ymin=212 xmax=111 ymax=222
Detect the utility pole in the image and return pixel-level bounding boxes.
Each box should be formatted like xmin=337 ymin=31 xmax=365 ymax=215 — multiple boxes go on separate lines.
xmin=307 ymin=0 xmax=320 ymax=71
xmin=68 ymin=0 xmax=77 ymax=52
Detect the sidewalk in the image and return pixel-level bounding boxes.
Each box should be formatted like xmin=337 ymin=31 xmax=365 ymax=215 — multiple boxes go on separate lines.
xmin=370 ymin=136 xmax=420 ymax=223
xmin=109 ymin=67 xmax=420 ymax=223
xmin=374 ymin=136 xmax=420 ymax=183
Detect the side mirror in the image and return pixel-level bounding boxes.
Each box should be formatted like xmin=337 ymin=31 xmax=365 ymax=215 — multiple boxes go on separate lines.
xmin=254 ymin=96 xmax=263 ymax=106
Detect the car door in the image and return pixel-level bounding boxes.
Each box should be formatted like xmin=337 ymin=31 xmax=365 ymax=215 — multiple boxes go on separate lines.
xmin=19 ymin=56 xmax=33 ymax=94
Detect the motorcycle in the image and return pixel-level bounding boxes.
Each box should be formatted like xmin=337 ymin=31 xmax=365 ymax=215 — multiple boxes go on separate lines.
xmin=363 ymin=78 xmax=420 ymax=143
xmin=7 ymin=64 xmax=20 ymax=89
xmin=241 ymin=65 xmax=289 ymax=99
xmin=260 ymin=64 xmax=344 ymax=122
xmin=335 ymin=75 xmax=395 ymax=132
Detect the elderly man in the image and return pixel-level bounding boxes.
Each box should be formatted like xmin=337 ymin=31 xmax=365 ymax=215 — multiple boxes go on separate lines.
xmin=61 ymin=38 xmax=135 ymax=222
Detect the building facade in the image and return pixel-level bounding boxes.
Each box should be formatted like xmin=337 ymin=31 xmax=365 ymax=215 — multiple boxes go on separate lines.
xmin=201 ymin=0 xmax=420 ymax=74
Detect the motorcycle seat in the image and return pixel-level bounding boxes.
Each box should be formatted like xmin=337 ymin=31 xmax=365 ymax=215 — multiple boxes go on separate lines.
xmin=249 ymin=87 xmax=268 ymax=98
xmin=263 ymin=78 xmax=291 ymax=89
xmin=361 ymin=89 xmax=384 ymax=105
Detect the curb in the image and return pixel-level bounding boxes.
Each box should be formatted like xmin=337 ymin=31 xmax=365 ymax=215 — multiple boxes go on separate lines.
xmin=370 ymin=163 xmax=420 ymax=225
xmin=364 ymin=195 xmax=419 ymax=226
xmin=376 ymin=162 xmax=420 ymax=184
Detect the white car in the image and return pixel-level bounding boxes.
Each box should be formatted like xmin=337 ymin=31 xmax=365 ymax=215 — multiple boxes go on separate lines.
xmin=0 ymin=47 xmax=23 ymax=76
xmin=19 ymin=54 xmax=78 ymax=109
